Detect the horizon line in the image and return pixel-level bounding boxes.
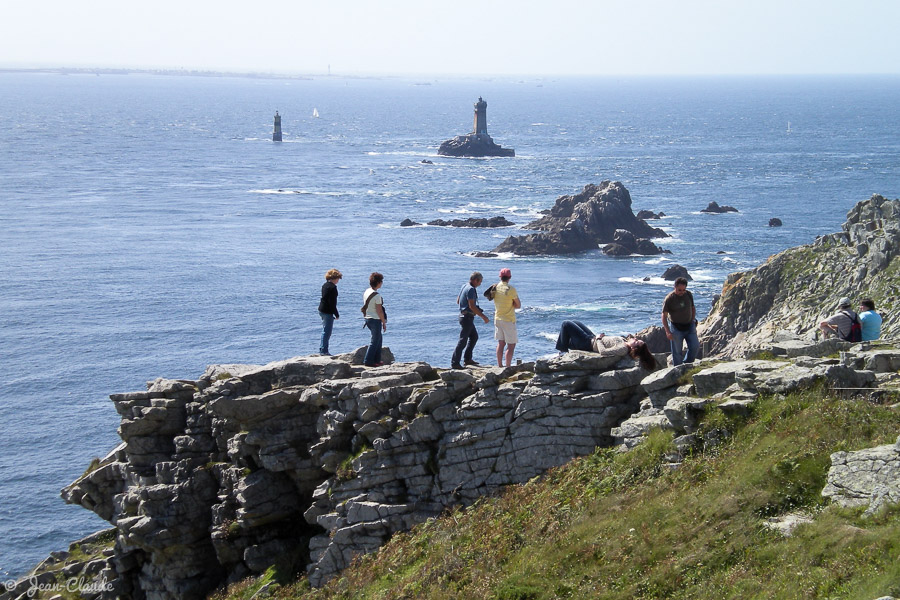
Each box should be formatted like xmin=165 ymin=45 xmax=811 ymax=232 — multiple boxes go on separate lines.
xmin=2 ymin=65 xmax=900 ymax=81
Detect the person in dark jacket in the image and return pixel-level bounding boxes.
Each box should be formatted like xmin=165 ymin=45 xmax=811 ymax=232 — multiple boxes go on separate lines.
xmin=318 ymin=269 xmax=342 ymax=355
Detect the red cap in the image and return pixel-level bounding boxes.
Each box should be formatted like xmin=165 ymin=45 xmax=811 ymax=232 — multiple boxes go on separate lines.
xmin=499 ymin=268 xmax=512 ymax=278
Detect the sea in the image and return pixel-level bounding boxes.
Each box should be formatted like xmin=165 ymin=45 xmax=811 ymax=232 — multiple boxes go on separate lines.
xmin=1 ymin=72 xmax=899 ymax=579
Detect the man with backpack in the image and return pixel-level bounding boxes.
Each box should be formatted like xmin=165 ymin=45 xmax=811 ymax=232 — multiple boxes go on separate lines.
xmin=819 ymin=297 xmax=862 ymax=342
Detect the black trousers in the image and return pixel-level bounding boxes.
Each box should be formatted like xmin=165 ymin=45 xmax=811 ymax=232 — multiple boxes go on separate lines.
xmin=452 ymin=313 xmax=478 ymax=364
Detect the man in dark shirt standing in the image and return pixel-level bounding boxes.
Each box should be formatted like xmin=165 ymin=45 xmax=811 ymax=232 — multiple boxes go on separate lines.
xmin=451 ymin=271 xmax=489 ymax=369
xmin=662 ymin=277 xmax=699 ymax=365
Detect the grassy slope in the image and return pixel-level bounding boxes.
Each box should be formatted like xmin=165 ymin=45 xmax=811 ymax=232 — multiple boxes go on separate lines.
xmin=216 ymin=387 xmax=900 ymax=600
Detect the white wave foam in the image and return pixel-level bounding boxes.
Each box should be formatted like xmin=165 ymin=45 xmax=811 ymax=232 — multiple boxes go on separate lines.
xmin=461 ymin=251 xmax=517 ymax=260
xmin=619 ymin=276 xmax=671 ymax=286
xmin=533 ymin=302 xmax=619 ymax=313
xmin=686 ymin=271 xmax=719 ymax=282
xmin=660 ymin=233 xmax=683 ymax=242
xmin=467 ymin=202 xmax=506 ymax=209
xmin=248 ymin=189 xmax=348 ymax=196
xmin=437 ymin=208 xmax=477 ymax=214
xmin=642 ymin=257 xmax=672 ymax=265
xmin=366 ymin=150 xmax=430 ymax=157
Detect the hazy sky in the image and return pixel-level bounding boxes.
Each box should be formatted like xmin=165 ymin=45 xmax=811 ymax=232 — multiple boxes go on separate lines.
xmin=3 ymin=0 xmax=899 ymax=76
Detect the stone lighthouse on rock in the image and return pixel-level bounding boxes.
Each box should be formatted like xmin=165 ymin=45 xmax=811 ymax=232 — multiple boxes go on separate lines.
xmin=473 ymin=96 xmax=488 ymax=135
xmin=272 ymin=111 xmax=282 ymax=142
xmin=438 ymin=97 xmax=514 ymax=157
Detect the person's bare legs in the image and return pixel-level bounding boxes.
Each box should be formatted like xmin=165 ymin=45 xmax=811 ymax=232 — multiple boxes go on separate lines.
xmin=496 ymin=341 xmax=506 ymax=367
xmin=505 ymin=343 xmax=516 ymax=367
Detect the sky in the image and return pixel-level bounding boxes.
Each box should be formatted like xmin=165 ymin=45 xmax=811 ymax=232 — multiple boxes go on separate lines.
xmin=2 ymin=0 xmax=899 ymax=77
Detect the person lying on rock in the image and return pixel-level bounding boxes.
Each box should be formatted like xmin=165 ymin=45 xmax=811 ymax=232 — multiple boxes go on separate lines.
xmin=555 ymin=320 xmax=657 ymax=370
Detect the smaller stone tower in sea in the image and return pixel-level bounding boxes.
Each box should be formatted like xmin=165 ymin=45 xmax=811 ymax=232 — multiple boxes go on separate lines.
xmin=473 ymin=96 xmax=488 ymax=135
xmin=272 ymin=111 xmax=282 ymax=142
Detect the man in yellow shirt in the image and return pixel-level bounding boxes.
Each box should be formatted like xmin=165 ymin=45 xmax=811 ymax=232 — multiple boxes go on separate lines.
xmin=492 ymin=268 xmax=521 ymax=367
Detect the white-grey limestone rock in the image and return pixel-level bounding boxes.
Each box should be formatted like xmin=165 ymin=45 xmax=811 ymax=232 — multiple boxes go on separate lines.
xmin=822 ymin=435 xmax=900 ymax=515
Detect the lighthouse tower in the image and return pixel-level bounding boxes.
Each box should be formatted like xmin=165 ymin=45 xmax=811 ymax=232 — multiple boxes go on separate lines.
xmin=472 ymin=97 xmax=488 ymax=136
xmin=272 ymin=111 xmax=283 ymax=142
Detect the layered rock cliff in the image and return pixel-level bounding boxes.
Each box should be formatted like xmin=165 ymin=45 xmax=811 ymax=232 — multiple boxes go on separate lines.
xmin=700 ymin=194 xmax=900 ymax=358
xmin=49 ymin=348 xmax=653 ymax=599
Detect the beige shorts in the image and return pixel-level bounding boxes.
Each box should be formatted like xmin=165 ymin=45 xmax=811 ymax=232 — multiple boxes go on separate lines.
xmin=494 ymin=320 xmax=518 ymax=344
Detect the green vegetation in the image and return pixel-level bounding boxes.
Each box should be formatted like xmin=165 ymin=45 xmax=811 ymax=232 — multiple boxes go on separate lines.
xmin=336 ymin=444 xmax=372 ymax=482
xmin=745 ymin=350 xmax=790 ymax=362
xmin=79 ymin=457 xmax=102 ymax=478
xmin=216 ymin=387 xmax=900 ymax=600
xmin=676 ymin=361 xmax=722 ymax=386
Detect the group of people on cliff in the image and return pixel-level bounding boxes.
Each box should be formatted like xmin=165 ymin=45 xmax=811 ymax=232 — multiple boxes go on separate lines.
xmin=317 ymin=270 xmax=708 ymax=371
xmin=318 ymin=270 xmax=883 ymax=371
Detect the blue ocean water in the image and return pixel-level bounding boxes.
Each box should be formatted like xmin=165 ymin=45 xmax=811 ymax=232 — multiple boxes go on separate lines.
xmin=0 ymin=72 xmax=898 ymax=578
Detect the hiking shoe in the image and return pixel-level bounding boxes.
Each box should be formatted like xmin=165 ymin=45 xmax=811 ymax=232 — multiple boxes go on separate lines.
xmin=464 ymin=359 xmax=480 ymax=366
xmin=451 ymin=363 xmax=465 ymax=370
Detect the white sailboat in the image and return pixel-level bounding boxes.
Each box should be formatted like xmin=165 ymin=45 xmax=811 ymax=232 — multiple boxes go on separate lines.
xmin=786 ymin=121 xmax=792 ymax=134
xmin=312 ymin=108 xmax=320 ymax=118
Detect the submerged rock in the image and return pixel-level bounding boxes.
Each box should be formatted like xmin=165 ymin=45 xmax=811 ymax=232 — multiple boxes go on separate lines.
xmin=769 ymin=217 xmax=783 ymax=227
xmin=400 ymin=218 xmax=421 ymax=227
xmin=637 ymin=209 xmax=665 ymax=220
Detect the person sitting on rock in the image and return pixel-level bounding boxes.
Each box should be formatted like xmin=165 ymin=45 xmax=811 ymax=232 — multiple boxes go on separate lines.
xmin=858 ymin=298 xmax=882 ymax=341
xmin=555 ymin=320 xmax=657 ymax=370
xmin=819 ymin=297 xmax=858 ymax=340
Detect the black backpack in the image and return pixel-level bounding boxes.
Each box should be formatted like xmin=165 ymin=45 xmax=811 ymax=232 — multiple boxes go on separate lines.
xmin=841 ymin=310 xmax=862 ymax=343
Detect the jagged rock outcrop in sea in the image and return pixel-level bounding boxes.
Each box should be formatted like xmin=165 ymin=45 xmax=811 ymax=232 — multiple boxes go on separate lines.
xmin=700 ymin=194 xmax=900 ymax=358
xmin=490 ymin=182 xmax=669 ymax=256
xmin=49 ymin=348 xmax=654 ymax=598
xmin=662 ymin=264 xmax=692 ymax=281
xmin=701 ymin=201 xmax=739 ymax=213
